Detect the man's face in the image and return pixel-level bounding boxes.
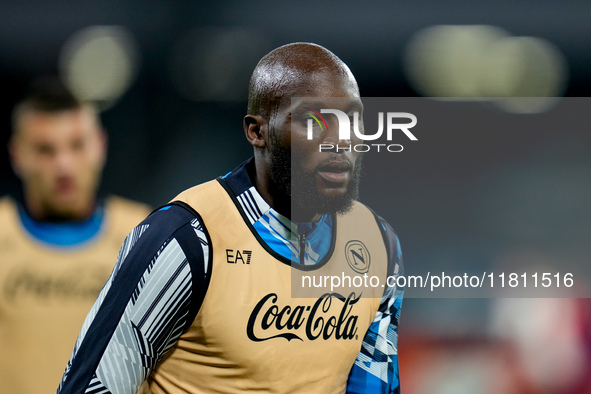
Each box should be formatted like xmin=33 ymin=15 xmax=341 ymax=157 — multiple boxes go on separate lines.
xmin=10 ymin=106 xmax=106 ymax=220
xmin=268 ymin=72 xmax=364 ymax=220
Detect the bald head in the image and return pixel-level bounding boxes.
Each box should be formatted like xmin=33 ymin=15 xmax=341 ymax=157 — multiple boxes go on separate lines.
xmin=243 ymin=43 xmax=363 ymax=221
xmin=247 ymin=43 xmax=359 ymax=121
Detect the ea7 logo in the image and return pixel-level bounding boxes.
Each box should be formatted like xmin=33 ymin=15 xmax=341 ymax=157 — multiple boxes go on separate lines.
xmin=306 ymin=110 xmax=418 ymax=141
xmin=226 ymin=249 xmax=252 ymax=264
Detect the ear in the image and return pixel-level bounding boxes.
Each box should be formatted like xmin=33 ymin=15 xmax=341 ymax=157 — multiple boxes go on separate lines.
xmin=97 ymin=127 xmax=108 ymax=168
xmin=7 ymin=137 xmax=23 ymax=178
xmin=243 ymin=115 xmax=267 ymax=148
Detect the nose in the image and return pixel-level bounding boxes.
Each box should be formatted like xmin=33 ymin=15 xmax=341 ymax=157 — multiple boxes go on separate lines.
xmin=54 ymin=149 xmax=76 ymax=175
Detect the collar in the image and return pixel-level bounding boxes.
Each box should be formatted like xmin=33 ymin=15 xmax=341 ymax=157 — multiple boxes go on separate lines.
xmin=221 ymin=158 xmax=333 ymax=265
xmin=18 ymin=202 xmax=106 ymax=248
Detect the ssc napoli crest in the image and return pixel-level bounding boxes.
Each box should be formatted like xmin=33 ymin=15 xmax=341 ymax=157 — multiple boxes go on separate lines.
xmin=345 ymin=240 xmax=370 ymax=274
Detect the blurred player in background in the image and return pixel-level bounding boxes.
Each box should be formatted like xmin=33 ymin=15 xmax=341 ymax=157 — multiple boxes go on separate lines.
xmin=0 ymin=76 xmax=150 ymax=394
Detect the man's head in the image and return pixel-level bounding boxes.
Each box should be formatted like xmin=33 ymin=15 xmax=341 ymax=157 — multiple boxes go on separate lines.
xmin=9 ymin=77 xmax=107 ymax=221
xmin=244 ymin=42 xmax=364 ymax=221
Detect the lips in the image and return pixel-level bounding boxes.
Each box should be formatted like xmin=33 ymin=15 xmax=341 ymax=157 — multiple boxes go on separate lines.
xmin=317 ymin=161 xmax=351 ymax=183
xmin=55 ymin=177 xmax=76 ymax=197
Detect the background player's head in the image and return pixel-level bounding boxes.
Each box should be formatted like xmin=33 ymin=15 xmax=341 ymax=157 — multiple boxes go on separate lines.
xmin=9 ymin=77 xmax=107 ymax=221
xmin=244 ymin=42 xmax=363 ymax=221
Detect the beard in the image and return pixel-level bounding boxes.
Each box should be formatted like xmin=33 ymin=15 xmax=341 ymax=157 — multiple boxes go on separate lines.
xmin=269 ymin=144 xmax=363 ymax=220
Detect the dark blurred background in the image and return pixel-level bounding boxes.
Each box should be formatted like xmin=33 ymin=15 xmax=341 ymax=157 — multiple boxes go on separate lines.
xmin=1 ymin=1 xmax=590 ymax=393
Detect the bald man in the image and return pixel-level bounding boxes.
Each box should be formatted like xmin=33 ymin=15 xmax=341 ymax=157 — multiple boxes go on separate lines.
xmin=57 ymin=43 xmax=404 ymax=394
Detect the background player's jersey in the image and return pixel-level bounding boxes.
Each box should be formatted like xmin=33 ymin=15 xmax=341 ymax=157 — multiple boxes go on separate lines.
xmin=57 ymin=159 xmax=404 ymax=394
xmin=0 ymin=196 xmax=150 ymax=394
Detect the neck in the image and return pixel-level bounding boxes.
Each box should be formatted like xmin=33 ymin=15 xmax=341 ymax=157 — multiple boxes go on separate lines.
xmin=291 ymin=209 xmax=321 ymax=224
xmin=25 ymin=195 xmax=95 ymax=222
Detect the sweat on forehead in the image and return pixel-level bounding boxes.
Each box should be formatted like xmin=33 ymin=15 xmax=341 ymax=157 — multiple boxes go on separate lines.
xmin=247 ymin=43 xmax=358 ymax=117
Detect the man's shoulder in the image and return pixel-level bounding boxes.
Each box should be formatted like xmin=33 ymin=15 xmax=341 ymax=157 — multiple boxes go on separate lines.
xmin=108 ymin=202 xmax=204 ymax=265
xmin=171 ymin=179 xmax=223 ymax=203
xmin=351 ymin=201 xmax=398 ymax=237
xmin=352 ymin=201 xmax=402 ymax=265
xmin=169 ymin=179 xmax=238 ymax=221
xmin=103 ymin=195 xmax=152 ymax=237
xmin=0 ymin=196 xmax=16 ymax=212
xmin=105 ymin=195 xmax=151 ymax=217
xmin=0 ymin=196 xmax=17 ymax=231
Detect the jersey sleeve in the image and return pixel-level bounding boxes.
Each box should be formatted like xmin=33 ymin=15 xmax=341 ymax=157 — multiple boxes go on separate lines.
xmin=56 ymin=203 xmax=211 ymax=394
xmin=346 ymin=217 xmax=404 ymax=394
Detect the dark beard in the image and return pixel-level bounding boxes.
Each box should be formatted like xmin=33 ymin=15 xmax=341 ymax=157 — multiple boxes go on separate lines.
xmin=269 ymin=144 xmax=363 ymax=219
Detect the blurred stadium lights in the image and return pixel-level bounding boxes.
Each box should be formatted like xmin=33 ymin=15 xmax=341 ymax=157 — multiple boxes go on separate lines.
xmin=405 ymin=25 xmax=509 ymax=97
xmin=404 ymin=25 xmax=569 ymax=114
xmin=169 ymin=27 xmax=270 ymax=102
xmin=59 ymin=26 xmax=140 ymax=111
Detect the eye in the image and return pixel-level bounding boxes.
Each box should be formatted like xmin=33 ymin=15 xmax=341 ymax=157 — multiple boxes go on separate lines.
xmin=293 ymin=112 xmax=310 ymax=124
xmin=348 ymin=111 xmax=360 ymax=121
xmin=296 ymin=114 xmax=309 ymax=125
xmin=71 ymin=138 xmax=85 ymax=151
xmin=35 ymin=143 xmax=54 ymax=156
xmin=300 ymin=110 xmax=326 ymax=131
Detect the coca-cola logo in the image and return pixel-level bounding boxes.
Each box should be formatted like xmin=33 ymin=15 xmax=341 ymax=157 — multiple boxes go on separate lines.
xmin=247 ymin=292 xmax=360 ymax=342
xmin=3 ymin=264 xmax=109 ymax=303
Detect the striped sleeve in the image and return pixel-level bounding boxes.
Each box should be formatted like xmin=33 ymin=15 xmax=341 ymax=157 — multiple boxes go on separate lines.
xmin=346 ymin=218 xmax=404 ymax=394
xmin=56 ymin=204 xmax=210 ymax=394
